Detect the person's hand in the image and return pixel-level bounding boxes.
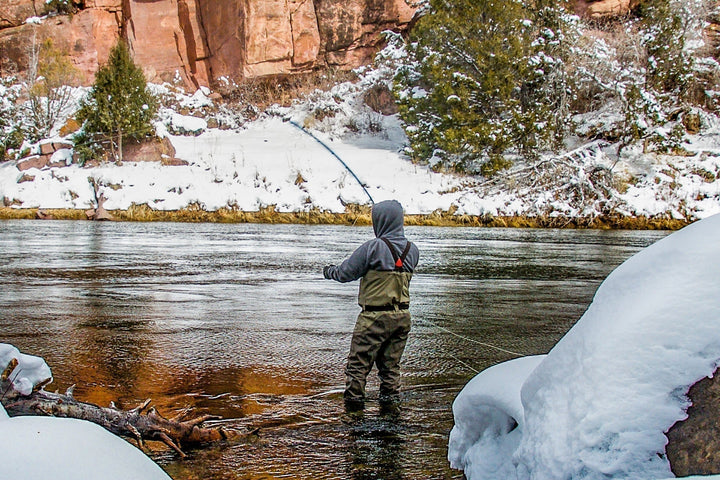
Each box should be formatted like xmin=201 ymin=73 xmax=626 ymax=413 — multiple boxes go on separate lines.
xmin=323 ymin=265 xmax=334 ymax=279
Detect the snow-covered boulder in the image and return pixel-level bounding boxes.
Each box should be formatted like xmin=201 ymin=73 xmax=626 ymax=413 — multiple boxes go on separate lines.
xmin=449 ymin=213 xmax=720 ymax=480
xmin=449 ymin=355 xmax=545 ymax=479
xmin=0 ymin=414 xmax=172 ymax=480
xmin=0 ymin=344 xmax=171 ymax=480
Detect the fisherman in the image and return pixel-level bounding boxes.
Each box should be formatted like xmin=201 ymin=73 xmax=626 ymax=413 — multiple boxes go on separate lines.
xmin=323 ymin=200 xmax=420 ymax=410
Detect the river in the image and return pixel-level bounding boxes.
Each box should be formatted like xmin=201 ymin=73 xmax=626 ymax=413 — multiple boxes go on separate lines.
xmin=0 ymin=220 xmax=669 ymax=479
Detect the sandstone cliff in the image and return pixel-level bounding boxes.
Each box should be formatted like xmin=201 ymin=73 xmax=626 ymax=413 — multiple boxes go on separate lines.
xmin=0 ymin=0 xmax=415 ymax=90
xmin=2 ymin=0 xmax=708 ymax=92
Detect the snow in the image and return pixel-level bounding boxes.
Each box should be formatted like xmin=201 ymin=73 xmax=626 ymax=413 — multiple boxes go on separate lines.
xmin=0 ymin=416 xmax=172 ymax=480
xmin=0 ymin=344 xmax=171 ymax=480
xmin=0 ymin=343 xmax=52 ymax=395
xmin=2 ymin=90 xmax=718 ymax=219
xmin=1 ymin=33 xmax=720 ymax=220
xmin=448 ymin=213 xmax=720 ymax=480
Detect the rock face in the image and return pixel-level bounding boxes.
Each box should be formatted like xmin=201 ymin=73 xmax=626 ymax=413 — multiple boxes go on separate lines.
xmin=666 ymin=371 xmax=720 ymax=476
xmin=0 ymin=0 xmax=416 ymax=90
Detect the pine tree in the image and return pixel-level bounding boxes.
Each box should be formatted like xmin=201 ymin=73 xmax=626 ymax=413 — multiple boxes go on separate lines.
xmin=77 ymin=39 xmax=157 ymax=162
xmin=394 ymin=0 xmax=573 ymax=175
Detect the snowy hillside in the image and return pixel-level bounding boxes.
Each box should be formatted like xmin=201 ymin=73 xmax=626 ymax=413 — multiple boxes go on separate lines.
xmin=1 ymin=42 xmax=720 ymax=222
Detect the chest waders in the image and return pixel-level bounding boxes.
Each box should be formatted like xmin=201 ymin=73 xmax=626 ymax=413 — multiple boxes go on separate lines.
xmin=344 ymin=239 xmax=413 ymax=403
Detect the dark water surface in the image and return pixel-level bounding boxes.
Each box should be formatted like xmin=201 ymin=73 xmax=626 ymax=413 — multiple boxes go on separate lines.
xmin=0 ymin=220 xmax=669 ymax=479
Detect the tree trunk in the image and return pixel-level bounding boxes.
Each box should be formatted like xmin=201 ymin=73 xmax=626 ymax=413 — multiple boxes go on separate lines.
xmin=118 ymin=128 xmax=123 ymax=163
xmin=1 ymin=358 xmax=252 ymax=457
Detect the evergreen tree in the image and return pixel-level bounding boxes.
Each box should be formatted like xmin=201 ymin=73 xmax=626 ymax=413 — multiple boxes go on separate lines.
xmin=395 ymin=0 xmax=573 ymax=175
xmin=77 ymin=39 xmax=157 ymax=162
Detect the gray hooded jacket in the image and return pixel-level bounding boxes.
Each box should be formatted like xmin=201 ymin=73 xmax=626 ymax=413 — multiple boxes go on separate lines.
xmin=324 ymin=200 xmax=419 ymax=283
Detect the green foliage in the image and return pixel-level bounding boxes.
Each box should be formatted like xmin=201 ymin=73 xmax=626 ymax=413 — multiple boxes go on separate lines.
xmin=71 ymin=129 xmax=104 ymax=166
xmin=636 ymin=0 xmax=695 ymax=97
xmin=395 ymin=0 xmax=574 ymax=175
xmin=77 ymin=39 xmax=158 ymax=161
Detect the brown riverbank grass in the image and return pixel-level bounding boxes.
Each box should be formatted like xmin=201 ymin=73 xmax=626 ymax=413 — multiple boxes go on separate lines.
xmin=0 ymin=205 xmax=689 ymax=230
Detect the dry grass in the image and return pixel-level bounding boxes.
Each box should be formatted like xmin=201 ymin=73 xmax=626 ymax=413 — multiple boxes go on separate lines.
xmin=0 ymin=205 xmax=689 ymax=230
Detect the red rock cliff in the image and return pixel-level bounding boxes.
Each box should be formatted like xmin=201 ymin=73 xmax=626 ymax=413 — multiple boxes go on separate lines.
xmin=0 ymin=0 xmax=415 ymax=90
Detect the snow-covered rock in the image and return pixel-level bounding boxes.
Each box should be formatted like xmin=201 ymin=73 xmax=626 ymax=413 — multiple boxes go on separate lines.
xmin=0 ymin=343 xmax=52 ymax=395
xmin=449 ymin=213 xmax=720 ymax=480
xmin=0 ymin=344 xmax=171 ymax=480
xmin=0 ymin=415 xmax=173 ymax=480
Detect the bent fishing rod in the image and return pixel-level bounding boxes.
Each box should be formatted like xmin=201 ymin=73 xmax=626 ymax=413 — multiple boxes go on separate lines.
xmin=287 ymin=119 xmax=375 ymax=205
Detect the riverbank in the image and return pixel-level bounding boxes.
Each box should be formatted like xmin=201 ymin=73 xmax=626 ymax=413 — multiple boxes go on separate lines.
xmin=0 ymin=205 xmax=689 ymax=230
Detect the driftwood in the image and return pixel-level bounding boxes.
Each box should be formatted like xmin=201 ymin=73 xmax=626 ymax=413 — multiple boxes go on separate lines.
xmin=86 ymin=178 xmax=115 ymax=221
xmin=1 ymin=357 xmax=252 ymax=457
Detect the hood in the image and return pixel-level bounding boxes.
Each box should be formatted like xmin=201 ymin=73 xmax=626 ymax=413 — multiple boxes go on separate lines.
xmin=372 ymin=200 xmax=405 ymax=238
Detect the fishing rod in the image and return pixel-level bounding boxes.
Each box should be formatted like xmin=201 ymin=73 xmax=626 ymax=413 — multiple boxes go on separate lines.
xmin=286 ymin=119 xmax=375 ymax=205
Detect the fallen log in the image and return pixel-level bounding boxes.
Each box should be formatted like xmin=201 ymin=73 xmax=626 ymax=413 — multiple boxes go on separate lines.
xmin=1 ymin=357 xmax=253 ymax=457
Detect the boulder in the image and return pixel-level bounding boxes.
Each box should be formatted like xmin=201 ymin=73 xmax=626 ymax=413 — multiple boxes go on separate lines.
xmin=666 ymin=370 xmax=720 ymax=476
xmin=574 ymin=0 xmax=640 ymax=18
xmin=123 ymin=137 xmax=177 ymax=163
xmin=16 ymin=155 xmax=48 ymax=171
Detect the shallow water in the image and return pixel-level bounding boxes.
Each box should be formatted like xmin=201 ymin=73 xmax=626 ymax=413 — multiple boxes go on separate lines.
xmin=0 ymin=220 xmax=668 ymax=479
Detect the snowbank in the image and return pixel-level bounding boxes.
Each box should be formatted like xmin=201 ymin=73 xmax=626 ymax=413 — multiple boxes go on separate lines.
xmin=449 ymin=213 xmax=720 ymax=480
xmin=0 ymin=344 xmax=171 ymax=480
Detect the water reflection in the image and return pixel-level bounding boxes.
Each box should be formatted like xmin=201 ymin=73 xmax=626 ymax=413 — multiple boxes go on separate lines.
xmin=0 ymin=220 xmax=669 ymax=479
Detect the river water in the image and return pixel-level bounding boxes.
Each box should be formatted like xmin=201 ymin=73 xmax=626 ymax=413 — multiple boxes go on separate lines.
xmin=0 ymin=220 xmax=669 ymax=479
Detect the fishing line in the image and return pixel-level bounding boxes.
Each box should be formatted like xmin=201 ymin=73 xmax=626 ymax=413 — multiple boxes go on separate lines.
xmin=287 ymin=119 xmax=375 ymax=206
xmin=416 ymin=317 xmax=524 ymax=358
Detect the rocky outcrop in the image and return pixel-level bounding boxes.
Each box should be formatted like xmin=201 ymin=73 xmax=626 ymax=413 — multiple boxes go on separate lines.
xmin=574 ymin=0 xmax=640 ymax=18
xmin=666 ymin=371 xmax=720 ymax=476
xmin=0 ymin=6 xmax=121 ymax=85
xmin=0 ymin=0 xmax=416 ymax=90
xmin=16 ymin=141 xmax=75 ymax=171
xmin=0 ymin=0 xmax=44 ymax=29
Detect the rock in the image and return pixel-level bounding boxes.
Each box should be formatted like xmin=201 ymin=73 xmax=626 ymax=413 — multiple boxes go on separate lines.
xmin=666 ymin=370 xmax=720 ymax=476
xmin=0 ymin=0 xmax=42 ymax=29
xmin=316 ymin=0 xmax=415 ymax=67
xmin=574 ymin=0 xmax=640 ymax=18
xmin=123 ymin=137 xmax=177 ymax=163
xmin=363 ymin=84 xmax=398 ymax=115
xmin=16 ymin=155 xmax=48 ymax=171
xmin=0 ymin=8 xmax=120 ymax=86
xmin=39 ymin=141 xmax=73 ymax=156
xmin=0 ymin=0 xmax=416 ymax=91
xmin=36 ymin=209 xmax=54 ymax=220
